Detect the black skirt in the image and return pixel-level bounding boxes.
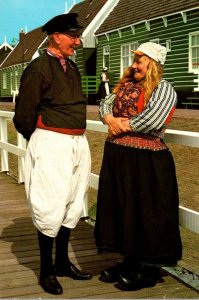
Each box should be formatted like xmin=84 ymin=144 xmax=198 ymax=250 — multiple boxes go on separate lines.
xmin=97 ymin=82 xmax=107 ymax=100
xmin=94 ymin=141 xmax=182 ymax=265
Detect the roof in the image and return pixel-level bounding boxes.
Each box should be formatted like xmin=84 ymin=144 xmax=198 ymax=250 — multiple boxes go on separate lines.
xmin=0 ymin=44 xmax=13 ymax=65
xmin=96 ymin=0 xmax=199 ymax=35
xmin=0 ymin=28 xmax=47 ymax=68
xmin=0 ymin=0 xmax=108 ymax=69
xmin=70 ymin=0 xmax=108 ymax=30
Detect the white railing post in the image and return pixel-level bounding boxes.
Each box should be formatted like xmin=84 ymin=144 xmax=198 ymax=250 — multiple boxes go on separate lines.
xmin=81 ymin=194 xmax=89 ymax=218
xmin=0 ymin=110 xmax=199 ymax=234
xmin=0 ymin=116 xmax=9 ymax=172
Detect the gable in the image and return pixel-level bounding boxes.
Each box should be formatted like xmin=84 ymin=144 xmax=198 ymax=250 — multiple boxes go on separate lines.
xmin=96 ymin=0 xmax=199 ymax=35
xmin=70 ymin=0 xmax=109 ymax=29
xmin=0 ymin=28 xmax=47 ymax=68
xmin=0 ymin=47 xmax=12 ymax=65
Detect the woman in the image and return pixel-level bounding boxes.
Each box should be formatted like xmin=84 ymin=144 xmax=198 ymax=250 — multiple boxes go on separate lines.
xmin=94 ymin=42 xmax=182 ymax=291
xmin=97 ymin=67 xmax=110 ymax=100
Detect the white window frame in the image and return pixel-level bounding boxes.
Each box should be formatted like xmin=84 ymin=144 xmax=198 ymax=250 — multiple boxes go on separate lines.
xmin=189 ymin=31 xmax=199 ymax=73
xmin=10 ymin=72 xmax=14 ymax=93
xmin=15 ymin=71 xmax=18 ymax=92
xmin=166 ymin=39 xmax=171 ymax=52
xmin=10 ymin=71 xmax=19 ymax=92
xmin=121 ymin=42 xmax=139 ymax=75
xmin=2 ymin=72 xmax=7 ymax=89
xmin=103 ymin=46 xmax=110 ymax=69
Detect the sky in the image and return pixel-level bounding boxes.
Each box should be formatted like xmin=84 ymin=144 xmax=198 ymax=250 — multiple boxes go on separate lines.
xmin=0 ymin=0 xmax=83 ymax=45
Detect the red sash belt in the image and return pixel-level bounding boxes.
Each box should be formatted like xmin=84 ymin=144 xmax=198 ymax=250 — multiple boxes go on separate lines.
xmin=36 ymin=115 xmax=85 ymax=135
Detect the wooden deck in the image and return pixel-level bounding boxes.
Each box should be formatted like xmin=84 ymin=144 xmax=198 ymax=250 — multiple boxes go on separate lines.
xmin=0 ymin=172 xmax=199 ymax=299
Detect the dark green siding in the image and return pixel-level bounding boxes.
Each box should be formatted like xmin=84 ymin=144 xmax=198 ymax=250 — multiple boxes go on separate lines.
xmin=96 ymin=24 xmax=149 ymax=85
xmin=149 ymin=10 xmax=199 ymax=91
xmin=76 ymin=46 xmax=97 ymax=76
xmin=96 ymin=9 xmax=199 ymax=100
xmin=0 ymin=64 xmax=27 ymax=100
xmin=75 ymin=46 xmax=84 ymax=75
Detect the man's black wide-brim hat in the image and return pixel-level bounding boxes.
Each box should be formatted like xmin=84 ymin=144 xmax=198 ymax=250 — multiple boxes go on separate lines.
xmin=42 ymin=13 xmax=83 ymax=35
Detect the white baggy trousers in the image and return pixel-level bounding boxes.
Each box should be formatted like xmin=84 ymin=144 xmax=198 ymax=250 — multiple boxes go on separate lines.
xmin=24 ymin=129 xmax=91 ymax=237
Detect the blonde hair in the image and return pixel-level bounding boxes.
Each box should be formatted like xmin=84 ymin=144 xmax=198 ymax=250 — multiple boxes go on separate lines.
xmin=113 ymin=54 xmax=163 ymax=106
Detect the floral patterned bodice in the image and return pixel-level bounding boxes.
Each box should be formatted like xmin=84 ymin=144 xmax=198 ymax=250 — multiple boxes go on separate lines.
xmin=113 ymin=82 xmax=144 ymax=117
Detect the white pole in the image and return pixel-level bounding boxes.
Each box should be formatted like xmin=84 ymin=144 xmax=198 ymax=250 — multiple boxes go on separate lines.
xmin=65 ymin=1 xmax=68 ymax=13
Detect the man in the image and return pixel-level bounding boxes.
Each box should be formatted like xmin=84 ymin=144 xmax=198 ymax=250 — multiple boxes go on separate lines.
xmin=13 ymin=13 xmax=91 ymax=295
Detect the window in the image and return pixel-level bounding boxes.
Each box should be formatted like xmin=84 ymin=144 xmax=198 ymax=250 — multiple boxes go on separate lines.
xmin=2 ymin=72 xmax=7 ymax=89
xmin=166 ymin=39 xmax=171 ymax=52
xmin=15 ymin=71 xmax=18 ymax=91
xmin=10 ymin=72 xmax=14 ymax=92
xmin=189 ymin=32 xmax=199 ymax=73
xmin=10 ymin=71 xmax=18 ymax=91
xmin=103 ymin=46 xmax=110 ymax=69
xmin=121 ymin=42 xmax=139 ymax=74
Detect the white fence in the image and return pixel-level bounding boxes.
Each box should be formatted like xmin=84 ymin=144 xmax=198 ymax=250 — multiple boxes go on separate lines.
xmin=1 ymin=110 xmax=199 ymax=234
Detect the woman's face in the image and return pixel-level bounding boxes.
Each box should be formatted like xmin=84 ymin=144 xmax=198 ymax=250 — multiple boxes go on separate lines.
xmin=132 ymin=55 xmax=150 ymax=82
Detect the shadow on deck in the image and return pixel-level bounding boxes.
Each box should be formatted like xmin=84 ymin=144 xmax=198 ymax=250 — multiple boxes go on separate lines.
xmin=0 ymin=172 xmax=198 ymax=298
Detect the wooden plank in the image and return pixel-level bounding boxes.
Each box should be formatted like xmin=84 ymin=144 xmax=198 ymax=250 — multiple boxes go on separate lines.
xmin=1 ymin=273 xmax=198 ymax=299
xmin=0 ymin=172 xmax=198 ymax=298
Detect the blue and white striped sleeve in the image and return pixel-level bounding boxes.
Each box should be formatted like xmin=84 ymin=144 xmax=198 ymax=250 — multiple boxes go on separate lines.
xmin=129 ymin=80 xmax=177 ymax=133
xmin=99 ymin=93 xmax=115 ymax=122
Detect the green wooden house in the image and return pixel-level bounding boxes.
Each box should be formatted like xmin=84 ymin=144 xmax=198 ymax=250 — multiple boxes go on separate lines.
xmin=0 ymin=38 xmax=14 ymax=101
xmin=94 ymin=0 xmax=199 ymax=107
xmin=1 ymin=0 xmax=199 ymax=106
xmin=69 ymin=0 xmax=120 ymax=102
xmin=0 ymin=0 xmax=119 ymax=103
xmin=0 ymin=29 xmax=47 ymax=102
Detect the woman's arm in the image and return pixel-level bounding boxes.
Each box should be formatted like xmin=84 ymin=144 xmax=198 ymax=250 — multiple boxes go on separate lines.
xmin=129 ymin=80 xmax=177 ymax=133
xmin=99 ymin=94 xmax=129 ymax=136
xmin=99 ymin=80 xmax=177 ymax=136
xmin=99 ymin=93 xmax=115 ymax=120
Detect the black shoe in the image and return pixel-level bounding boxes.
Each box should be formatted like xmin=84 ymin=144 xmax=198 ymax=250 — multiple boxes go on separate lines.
xmin=55 ymin=263 xmax=92 ymax=280
xmin=39 ymin=274 xmax=63 ymax=295
xmin=100 ymin=263 xmax=123 ymax=283
xmin=116 ymin=266 xmax=160 ymax=291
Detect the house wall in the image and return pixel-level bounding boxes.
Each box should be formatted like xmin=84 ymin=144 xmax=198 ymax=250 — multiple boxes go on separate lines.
xmin=96 ymin=9 xmax=199 ymax=105
xmin=1 ymin=8 xmax=198 ymax=104
xmin=96 ymin=24 xmax=149 ymax=87
xmin=75 ymin=46 xmax=84 ymax=75
xmin=76 ymin=46 xmax=97 ymax=76
xmin=0 ymin=65 xmax=25 ymax=100
xmin=150 ymin=10 xmax=198 ymax=90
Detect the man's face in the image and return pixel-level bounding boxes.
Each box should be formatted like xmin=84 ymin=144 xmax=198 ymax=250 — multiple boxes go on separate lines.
xmin=55 ymin=32 xmax=82 ymax=58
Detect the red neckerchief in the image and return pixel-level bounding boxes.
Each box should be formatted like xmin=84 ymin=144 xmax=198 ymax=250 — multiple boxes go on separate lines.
xmin=47 ymin=48 xmax=74 ymax=72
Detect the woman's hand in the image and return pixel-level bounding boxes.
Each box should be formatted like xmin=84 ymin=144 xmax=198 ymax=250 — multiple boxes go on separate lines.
xmin=103 ymin=114 xmax=132 ymax=137
xmin=121 ymin=118 xmax=132 ymax=131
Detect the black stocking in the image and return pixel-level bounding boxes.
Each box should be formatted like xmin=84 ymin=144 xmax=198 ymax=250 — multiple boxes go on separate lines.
xmin=37 ymin=230 xmax=54 ymax=277
xmin=55 ymin=226 xmax=71 ymax=270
